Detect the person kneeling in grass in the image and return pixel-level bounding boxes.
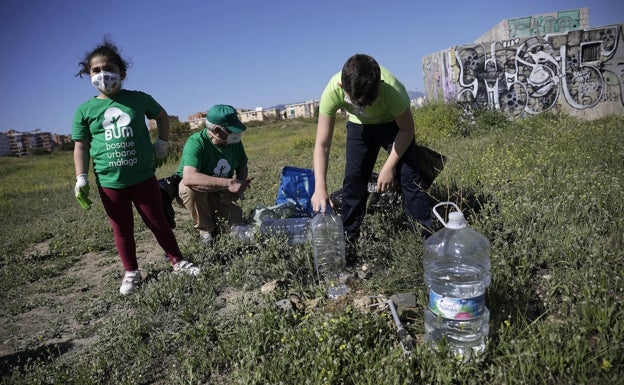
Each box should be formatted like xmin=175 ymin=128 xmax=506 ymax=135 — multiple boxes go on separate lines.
xmin=176 ymin=104 xmax=250 ymax=245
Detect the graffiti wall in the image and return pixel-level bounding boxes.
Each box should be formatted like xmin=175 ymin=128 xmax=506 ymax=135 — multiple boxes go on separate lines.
xmin=422 ymin=24 xmax=624 ymax=119
xmin=508 ymin=9 xmax=582 ymax=38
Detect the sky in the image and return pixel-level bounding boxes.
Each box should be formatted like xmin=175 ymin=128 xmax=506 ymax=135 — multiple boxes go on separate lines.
xmin=1 ymin=0 xmax=622 ymax=135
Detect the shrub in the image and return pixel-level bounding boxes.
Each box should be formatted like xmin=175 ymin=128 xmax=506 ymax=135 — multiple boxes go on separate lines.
xmin=413 ymin=102 xmax=463 ymax=144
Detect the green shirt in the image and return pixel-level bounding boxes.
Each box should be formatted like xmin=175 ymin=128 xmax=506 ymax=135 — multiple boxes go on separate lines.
xmin=176 ymin=129 xmax=248 ymax=178
xmin=72 ymin=90 xmax=162 ymax=188
xmin=318 ymin=66 xmax=410 ymax=124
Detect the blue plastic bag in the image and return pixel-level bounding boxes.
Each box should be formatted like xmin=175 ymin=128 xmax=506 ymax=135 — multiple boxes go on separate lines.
xmin=275 ymin=166 xmax=315 ymax=217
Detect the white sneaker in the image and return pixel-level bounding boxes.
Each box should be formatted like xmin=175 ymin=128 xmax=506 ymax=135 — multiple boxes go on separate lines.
xmin=120 ymin=270 xmax=141 ymax=295
xmin=173 ymin=260 xmax=201 ymax=276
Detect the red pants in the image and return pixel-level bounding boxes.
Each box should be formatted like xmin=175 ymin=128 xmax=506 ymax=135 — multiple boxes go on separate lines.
xmin=98 ymin=176 xmax=183 ymax=271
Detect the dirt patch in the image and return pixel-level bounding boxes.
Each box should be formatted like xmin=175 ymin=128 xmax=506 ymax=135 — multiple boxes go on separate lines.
xmin=0 ymin=225 xmax=184 ymax=362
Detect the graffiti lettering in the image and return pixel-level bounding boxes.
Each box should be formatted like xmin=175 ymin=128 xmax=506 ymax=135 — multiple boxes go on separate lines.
xmin=508 ymin=10 xmax=581 ymax=38
xmin=433 ymin=24 xmax=622 ymax=118
xmin=601 ymin=91 xmax=622 ymax=103
xmin=501 ymin=38 xmax=520 ymax=48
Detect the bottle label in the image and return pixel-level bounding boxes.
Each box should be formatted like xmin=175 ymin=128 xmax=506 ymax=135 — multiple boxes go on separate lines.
xmin=428 ymin=290 xmax=485 ymax=320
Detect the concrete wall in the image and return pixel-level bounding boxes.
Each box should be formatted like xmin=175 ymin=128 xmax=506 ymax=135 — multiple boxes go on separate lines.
xmin=474 ymin=8 xmax=589 ymax=43
xmin=422 ymin=22 xmax=624 ymax=119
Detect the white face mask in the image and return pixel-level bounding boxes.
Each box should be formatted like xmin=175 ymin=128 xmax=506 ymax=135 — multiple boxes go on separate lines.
xmin=91 ymin=71 xmax=121 ymax=95
xmin=208 ymin=125 xmax=242 ymax=147
xmin=226 ymin=133 xmax=241 ymax=144
xmin=344 ymin=94 xmax=366 ymax=115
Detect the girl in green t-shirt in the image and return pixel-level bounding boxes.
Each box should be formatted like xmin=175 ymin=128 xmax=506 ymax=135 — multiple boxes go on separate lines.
xmin=72 ymin=36 xmax=200 ymax=295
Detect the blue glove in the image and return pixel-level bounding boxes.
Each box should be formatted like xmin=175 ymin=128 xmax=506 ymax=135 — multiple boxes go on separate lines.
xmin=153 ymin=138 xmax=168 ymax=168
xmin=75 ymin=173 xmax=92 ymax=210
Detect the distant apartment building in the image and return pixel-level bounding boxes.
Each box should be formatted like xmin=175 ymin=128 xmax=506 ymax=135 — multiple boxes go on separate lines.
xmin=52 ymin=133 xmax=73 ymax=146
xmin=188 ymin=112 xmax=207 ymax=130
xmin=283 ymin=100 xmax=319 ymax=119
xmin=0 ymin=132 xmax=10 ymax=156
xmin=411 ymin=96 xmax=426 ymax=108
xmin=0 ymin=129 xmax=55 ymax=156
xmin=239 ymin=107 xmax=281 ymax=124
xmin=148 ymin=115 xmax=180 ymax=130
xmin=185 ymin=100 xmax=318 ymax=128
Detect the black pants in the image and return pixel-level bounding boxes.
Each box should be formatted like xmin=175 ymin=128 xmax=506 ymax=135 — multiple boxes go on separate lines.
xmin=341 ymin=120 xmax=433 ymax=238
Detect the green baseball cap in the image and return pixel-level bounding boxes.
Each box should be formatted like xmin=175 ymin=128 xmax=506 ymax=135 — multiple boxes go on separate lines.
xmin=206 ymin=104 xmax=246 ymax=133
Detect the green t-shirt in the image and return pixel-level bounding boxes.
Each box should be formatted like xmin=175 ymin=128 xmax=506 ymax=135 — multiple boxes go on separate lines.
xmin=176 ymin=129 xmax=248 ymax=178
xmin=318 ymin=66 xmax=410 ymax=124
xmin=72 ymin=90 xmax=162 ymax=188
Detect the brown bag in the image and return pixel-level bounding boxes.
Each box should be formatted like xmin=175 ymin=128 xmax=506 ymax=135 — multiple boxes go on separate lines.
xmin=415 ymin=145 xmax=446 ymax=186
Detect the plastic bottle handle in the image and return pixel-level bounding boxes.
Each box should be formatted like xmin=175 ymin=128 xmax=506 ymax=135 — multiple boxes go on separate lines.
xmin=432 ymin=202 xmax=462 ymax=228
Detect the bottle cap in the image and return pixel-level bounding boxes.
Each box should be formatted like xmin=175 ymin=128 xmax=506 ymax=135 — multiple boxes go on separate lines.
xmin=433 ymin=202 xmax=467 ymax=229
xmin=447 ymin=211 xmax=467 ymax=229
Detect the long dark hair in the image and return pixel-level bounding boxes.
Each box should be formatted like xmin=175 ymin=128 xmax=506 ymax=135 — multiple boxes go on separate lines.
xmin=76 ymin=35 xmax=130 ymax=78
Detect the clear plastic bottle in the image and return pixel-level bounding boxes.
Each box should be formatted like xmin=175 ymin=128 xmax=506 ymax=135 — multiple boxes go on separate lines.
xmin=230 ymin=224 xmax=257 ymax=242
xmin=260 ymin=217 xmax=311 ymax=245
xmin=310 ymin=211 xmax=349 ymax=299
xmin=423 ymin=202 xmax=491 ymax=360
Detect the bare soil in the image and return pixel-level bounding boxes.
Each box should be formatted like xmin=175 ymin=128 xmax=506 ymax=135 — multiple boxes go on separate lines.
xmin=0 ymin=206 xmax=194 ymax=372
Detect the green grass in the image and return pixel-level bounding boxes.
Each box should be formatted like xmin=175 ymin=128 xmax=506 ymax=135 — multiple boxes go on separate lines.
xmin=0 ymin=109 xmax=622 ymax=384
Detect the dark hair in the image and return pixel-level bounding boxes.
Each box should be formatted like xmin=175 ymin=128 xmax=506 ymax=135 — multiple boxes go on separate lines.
xmin=76 ymin=35 xmax=130 ymax=78
xmin=341 ymin=54 xmax=381 ymax=106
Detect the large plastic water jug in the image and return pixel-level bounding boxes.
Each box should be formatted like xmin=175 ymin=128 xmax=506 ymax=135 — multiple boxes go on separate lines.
xmin=423 ymin=202 xmax=491 ymax=360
